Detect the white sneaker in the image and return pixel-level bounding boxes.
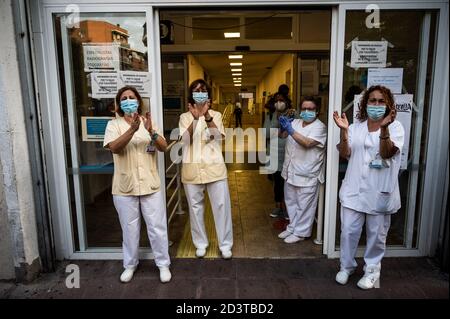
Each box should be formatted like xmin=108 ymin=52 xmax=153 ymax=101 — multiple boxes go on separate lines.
xmin=120 ymin=267 xmax=136 ymax=283
xmin=357 ymin=265 xmax=381 ymax=289
xmin=335 ymin=269 xmax=354 ymax=285
xmin=159 ymin=266 xmax=172 ymax=283
xmin=278 ymin=230 xmax=292 ymax=239
xmin=196 ymin=248 xmax=206 ymax=258
xmin=221 ymin=249 xmax=232 ymax=259
xmin=284 ymin=234 xmax=305 ymax=244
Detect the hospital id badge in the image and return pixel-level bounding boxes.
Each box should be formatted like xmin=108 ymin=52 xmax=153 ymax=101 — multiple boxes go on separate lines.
xmin=146 ymin=142 xmax=156 ymax=153
xmin=369 ymin=158 xmax=390 ymax=169
xmin=369 ymin=159 xmax=383 ymax=169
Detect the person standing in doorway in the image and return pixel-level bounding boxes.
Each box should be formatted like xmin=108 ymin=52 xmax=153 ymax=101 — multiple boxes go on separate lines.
xmin=263 ymin=91 xmax=295 ymax=220
xmin=179 ymin=79 xmax=233 ymax=259
xmin=103 ymin=86 xmax=171 ymax=284
xmin=234 ymin=101 xmax=243 ymax=128
xmin=278 ymin=96 xmax=327 ymax=244
xmin=333 ymin=85 xmax=404 ymax=289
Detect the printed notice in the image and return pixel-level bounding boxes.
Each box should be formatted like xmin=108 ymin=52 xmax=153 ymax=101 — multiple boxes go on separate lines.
xmin=91 ymin=73 xmax=118 ymax=99
xmin=118 ymin=71 xmax=152 ymax=97
xmin=83 ymin=43 xmax=120 ymax=72
xmin=353 ymin=94 xmax=413 ymax=169
xmin=81 ymin=116 xmax=114 ymax=142
xmin=351 ymin=41 xmax=388 ymax=68
xmin=367 ymin=68 xmax=403 ymax=94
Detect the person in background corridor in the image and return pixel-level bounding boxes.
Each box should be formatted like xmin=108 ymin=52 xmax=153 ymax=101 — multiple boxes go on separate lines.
xmin=234 ymin=101 xmax=243 ymax=128
xmin=103 ymin=86 xmax=171 ymax=284
xmin=179 ymin=79 xmax=233 ymax=259
xmin=333 ymin=85 xmax=404 ymax=290
xmin=278 ymin=96 xmax=327 ymax=244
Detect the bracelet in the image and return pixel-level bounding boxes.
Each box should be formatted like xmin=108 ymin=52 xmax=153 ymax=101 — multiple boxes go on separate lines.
xmin=205 ymin=116 xmax=213 ymax=123
xmin=379 ymin=135 xmax=390 ymax=139
xmin=150 ymin=130 xmax=159 ymax=141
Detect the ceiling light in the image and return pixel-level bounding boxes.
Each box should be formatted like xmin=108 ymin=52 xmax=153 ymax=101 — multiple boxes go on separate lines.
xmin=228 ymin=55 xmax=243 ymax=59
xmin=231 ymin=69 xmax=242 ymax=72
xmin=233 ymin=78 xmax=242 ymax=81
xmin=234 ymin=84 xmax=242 ymax=86
xmin=232 ymin=73 xmax=242 ymax=76
xmin=230 ymin=62 xmax=242 ymax=66
xmin=224 ymin=32 xmax=240 ymax=38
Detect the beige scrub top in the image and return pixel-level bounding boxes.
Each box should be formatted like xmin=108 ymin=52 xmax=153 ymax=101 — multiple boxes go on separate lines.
xmin=178 ymin=109 xmax=227 ymax=184
xmin=103 ymin=116 xmax=164 ymax=196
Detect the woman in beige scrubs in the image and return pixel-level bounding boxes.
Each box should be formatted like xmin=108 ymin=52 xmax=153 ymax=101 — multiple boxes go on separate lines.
xmin=179 ymin=79 xmax=233 ymax=259
xmin=103 ymin=86 xmax=171 ymax=283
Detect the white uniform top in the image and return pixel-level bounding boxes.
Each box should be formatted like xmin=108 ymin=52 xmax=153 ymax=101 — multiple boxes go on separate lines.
xmin=339 ymin=120 xmax=405 ymax=215
xmin=178 ymin=109 xmax=228 ymax=184
xmin=103 ymin=117 xmax=163 ymax=196
xmin=281 ymin=119 xmax=327 ymax=187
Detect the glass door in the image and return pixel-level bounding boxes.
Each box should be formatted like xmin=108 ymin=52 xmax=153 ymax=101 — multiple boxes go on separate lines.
xmin=332 ymin=7 xmax=439 ymax=255
xmin=54 ymin=11 xmax=155 ymax=252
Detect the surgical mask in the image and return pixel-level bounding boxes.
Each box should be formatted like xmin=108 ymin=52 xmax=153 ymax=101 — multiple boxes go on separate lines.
xmin=192 ymin=92 xmax=208 ymax=104
xmin=300 ymin=110 xmax=317 ymax=122
xmin=120 ymin=99 xmax=139 ymax=114
xmin=275 ymin=101 xmax=286 ymax=111
xmin=366 ymin=105 xmax=386 ymax=121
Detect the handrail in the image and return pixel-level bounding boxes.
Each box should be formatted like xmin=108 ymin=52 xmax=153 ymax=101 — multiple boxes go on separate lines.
xmin=165 ymin=140 xmax=185 ymax=227
xmin=222 ymin=103 xmax=233 ymax=128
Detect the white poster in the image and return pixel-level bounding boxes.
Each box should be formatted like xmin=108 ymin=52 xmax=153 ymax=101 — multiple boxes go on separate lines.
xmin=83 ymin=43 xmax=120 ymax=72
xmin=118 ymin=71 xmax=152 ymax=97
xmin=351 ymin=41 xmax=388 ymax=68
xmin=367 ymin=68 xmax=404 ymax=94
xmin=353 ymin=94 xmax=413 ymax=169
xmin=91 ymin=73 xmax=118 ymax=99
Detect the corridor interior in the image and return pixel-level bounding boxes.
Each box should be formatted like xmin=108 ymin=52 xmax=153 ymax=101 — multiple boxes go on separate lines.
xmin=170 ymin=105 xmax=323 ymax=259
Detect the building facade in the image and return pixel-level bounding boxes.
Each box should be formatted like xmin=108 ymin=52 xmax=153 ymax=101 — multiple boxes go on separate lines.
xmin=0 ymin=0 xmax=448 ymax=281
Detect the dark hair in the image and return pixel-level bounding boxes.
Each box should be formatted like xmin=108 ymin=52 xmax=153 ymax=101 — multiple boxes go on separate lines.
xmin=278 ymin=84 xmax=289 ymax=97
xmin=115 ymin=86 xmax=143 ymax=117
xmin=300 ymin=96 xmax=320 ymax=113
xmin=188 ymin=79 xmax=212 ymax=105
xmin=357 ymin=85 xmax=395 ymax=121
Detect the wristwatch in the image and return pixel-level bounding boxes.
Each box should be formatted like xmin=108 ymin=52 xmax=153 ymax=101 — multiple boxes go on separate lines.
xmin=205 ymin=116 xmax=213 ymax=123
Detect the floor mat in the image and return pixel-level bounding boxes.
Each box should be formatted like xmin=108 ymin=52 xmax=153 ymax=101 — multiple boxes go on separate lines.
xmin=175 ymin=195 xmax=220 ymax=258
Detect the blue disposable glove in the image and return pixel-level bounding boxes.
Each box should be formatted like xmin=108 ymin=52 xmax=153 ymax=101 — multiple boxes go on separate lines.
xmin=279 ymin=116 xmax=295 ymax=135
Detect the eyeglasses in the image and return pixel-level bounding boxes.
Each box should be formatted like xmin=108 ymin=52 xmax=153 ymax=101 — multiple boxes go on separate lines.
xmin=368 ymin=98 xmax=386 ymax=104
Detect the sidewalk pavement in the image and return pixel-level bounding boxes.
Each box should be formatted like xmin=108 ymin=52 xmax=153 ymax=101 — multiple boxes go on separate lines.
xmin=0 ymin=257 xmax=447 ymax=299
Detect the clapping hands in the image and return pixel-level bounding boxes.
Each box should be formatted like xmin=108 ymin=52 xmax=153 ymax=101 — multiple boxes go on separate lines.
xmin=279 ymin=116 xmax=295 ymax=135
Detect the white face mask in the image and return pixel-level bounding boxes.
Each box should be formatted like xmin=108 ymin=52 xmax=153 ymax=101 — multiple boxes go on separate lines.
xmin=275 ymin=101 xmax=286 ymax=111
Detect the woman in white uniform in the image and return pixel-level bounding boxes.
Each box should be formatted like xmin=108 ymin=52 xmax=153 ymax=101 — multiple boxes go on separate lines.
xmin=103 ymin=86 xmax=171 ymax=283
xmin=179 ymin=79 xmax=233 ymax=259
xmin=278 ymin=97 xmax=327 ymax=243
xmin=333 ymin=85 xmax=405 ymax=289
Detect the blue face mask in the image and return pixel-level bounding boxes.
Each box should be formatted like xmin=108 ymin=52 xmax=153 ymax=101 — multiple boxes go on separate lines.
xmin=366 ymin=105 xmax=386 ymax=121
xmin=300 ymin=110 xmax=317 ymax=122
xmin=192 ymin=92 xmax=208 ymax=104
xmin=120 ymin=99 xmax=139 ymax=115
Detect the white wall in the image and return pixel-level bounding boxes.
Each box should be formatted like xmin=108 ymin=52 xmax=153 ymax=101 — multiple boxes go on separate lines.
xmin=188 ymin=54 xmax=205 ymax=85
xmin=0 ymin=0 xmax=40 ymax=280
xmin=257 ymin=54 xmax=295 ymax=105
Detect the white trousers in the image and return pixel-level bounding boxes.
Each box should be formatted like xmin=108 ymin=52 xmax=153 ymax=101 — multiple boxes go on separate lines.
xmin=339 ymin=206 xmax=391 ymax=272
xmin=284 ymin=183 xmax=319 ymax=238
xmin=113 ymin=191 xmax=170 ymax=269
xmin=183 ymin=179 xmax=233 ymax=252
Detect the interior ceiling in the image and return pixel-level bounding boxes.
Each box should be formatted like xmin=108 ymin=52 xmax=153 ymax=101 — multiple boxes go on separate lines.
xmin=193 ymin=53 xmax=284 ymax=88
